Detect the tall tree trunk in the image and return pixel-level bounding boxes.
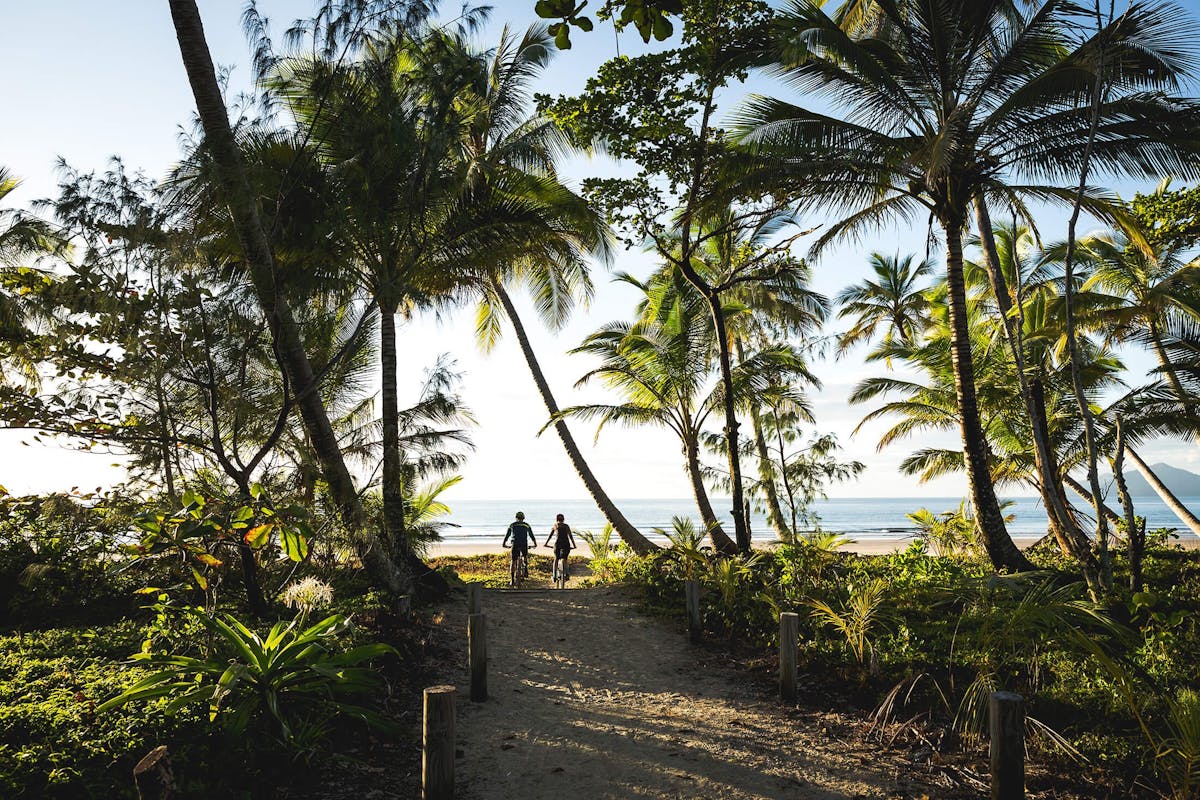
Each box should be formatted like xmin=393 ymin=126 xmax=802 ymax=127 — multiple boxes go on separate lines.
xmin=1127 ymin=446 xmax=1200 ymax=538
xmin=706 ymin=292 xmax=750 ymax=551
xmin=735 ymin=338 xmax=790 ymax=541
xmin=1063 ymin=474 xmax=1123 ymax=526
xmin=942 ymin=225 xmax=1033 ymax=571
xmin=1059 ymin=0 xmax=1114 ymax=591
xmin=379 ymin=302 xmax=407 ymax=554
xmin=231 ymin=477 xmax=269 ymax=615
xmin=1111 ymin=419 xmax=1143 ymax=591
xmin=168 ymin=0 xmax=409 ymax=596
xmin=493 ymin=282 xmax=657 ymax=555
xmin=974 ymin=200 xmax=1096 ymax=574
xmin=684 ymin=436 xmax=737 ymax=554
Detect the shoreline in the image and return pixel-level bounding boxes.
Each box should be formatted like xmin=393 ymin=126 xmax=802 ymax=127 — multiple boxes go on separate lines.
xmin=427 ymin=533 xmax=1200 ymax=559
xmin=426 ymin=535 xmax=1041 ymax=558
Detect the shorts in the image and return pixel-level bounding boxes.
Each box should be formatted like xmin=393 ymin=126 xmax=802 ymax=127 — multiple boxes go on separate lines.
xmin=554 ymin=546 xmax=572 ymax=559
xmin=511 ymin=543 xmax=529 ymax=561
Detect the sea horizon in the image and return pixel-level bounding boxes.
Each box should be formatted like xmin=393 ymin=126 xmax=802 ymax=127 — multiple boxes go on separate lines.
xmin=438 ymin=494 xmax=1200 ymax=546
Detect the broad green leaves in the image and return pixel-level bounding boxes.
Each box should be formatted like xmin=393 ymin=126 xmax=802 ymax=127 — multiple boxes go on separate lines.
xmin=130 ymin=490 xmax=314 ymax=596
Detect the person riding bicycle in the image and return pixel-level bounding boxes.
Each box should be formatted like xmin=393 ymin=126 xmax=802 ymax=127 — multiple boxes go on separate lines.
xmin=544 ymin=513 xmax=577 ymax=583
xmin=502 ymin=511 xmax=533 ymax=579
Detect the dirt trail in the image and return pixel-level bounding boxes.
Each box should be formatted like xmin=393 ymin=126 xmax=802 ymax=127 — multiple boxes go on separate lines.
xmin=446 ymin=587 xmax=938 ymax=799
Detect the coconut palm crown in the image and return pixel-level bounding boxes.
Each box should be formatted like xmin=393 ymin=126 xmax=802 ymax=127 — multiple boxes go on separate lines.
xmin=735 ymin=0 xmax=1200 ymax=570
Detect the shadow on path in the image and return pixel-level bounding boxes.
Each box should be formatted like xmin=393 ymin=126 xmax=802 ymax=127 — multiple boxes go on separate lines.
xmin=446 ymin=587 xmax=936 ymax=800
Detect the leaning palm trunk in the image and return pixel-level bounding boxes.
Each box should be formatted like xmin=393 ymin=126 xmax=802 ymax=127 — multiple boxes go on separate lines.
xmin=975 ymin=200 xmax=1098 ymax=579
xmin=493 ymin=282 xmax=657 ymax=555
xmin=168 ymin=0 xmax=410 ymax=596
xmin=684 ymin=437 xmax=738 ymax=554
xmin=1127 ymin=446 xmax=1200 ymax=538
xmin=943 ymin=227 xmax=1033 ymax=572
xmin=1063 ymin=474 xmax=1122 ymax=527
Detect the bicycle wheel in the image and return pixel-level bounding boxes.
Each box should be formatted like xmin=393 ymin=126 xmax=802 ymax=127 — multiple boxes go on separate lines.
xmin=510 ymin=555 xmax=519 ymax=589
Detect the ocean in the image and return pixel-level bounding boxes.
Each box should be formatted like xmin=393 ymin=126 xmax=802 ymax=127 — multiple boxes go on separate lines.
xmin=438 ymin=495 xmax=1200 ymax=548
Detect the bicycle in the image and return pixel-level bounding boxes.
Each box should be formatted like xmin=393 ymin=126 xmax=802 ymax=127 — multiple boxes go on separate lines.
xmin=505 ymin=546 xmax=529 ymax=589
xmin=551 ymin=551 xmax=569 ymax=589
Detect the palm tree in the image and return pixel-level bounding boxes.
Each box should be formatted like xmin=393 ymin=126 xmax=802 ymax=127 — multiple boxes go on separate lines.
xmin=0 ymin=167 xmax=64 ymax=385
xmin=667 ymin=207 xmax=829 ymax=541
xmin=737 ymin=0 xmax=1200 ymax=571
xmin=1078 ymin=229 xmax=1200 ymax=405
xmin=459 ymin=25 xmax=657 ymax=555
xmin=167 ymin=0 xmax=411 ymax=597
xmin=835 ymin=253 xmax=932 ymax=355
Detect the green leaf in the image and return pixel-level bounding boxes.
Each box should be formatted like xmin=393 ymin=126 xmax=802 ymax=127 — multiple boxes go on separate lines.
xmin=245 ymin=524 xmax=272 ymax=548
xmin=280 ymin=525 xmax=309 ymax=562
xmin=554 ymin=24 xmax=572 ymax=49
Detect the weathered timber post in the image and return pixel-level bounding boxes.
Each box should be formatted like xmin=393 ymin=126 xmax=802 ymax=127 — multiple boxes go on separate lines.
xmin=779 ymin=612 xmax=799 ymax=704
xmin=685 ymin=580 xmax=701 ymax=643
xmin=990 ymin=691 xmax=1025 ymax=800
xmin=422 ymin=685 xmax=456 ymax=800
xmin=468 ymin=612 xmax=487 ymax=702
xmin=467 ymin=583 xmax=482 ymax=615
xmin=133 ymin=745 xmax=174 ymax=800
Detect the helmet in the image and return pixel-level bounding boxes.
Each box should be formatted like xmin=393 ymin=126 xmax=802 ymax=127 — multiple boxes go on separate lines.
xmin=515 ymin=511 xmax=525 ymax=520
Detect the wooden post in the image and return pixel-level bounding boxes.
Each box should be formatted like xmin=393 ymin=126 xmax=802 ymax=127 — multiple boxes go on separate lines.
xmin=468 ymin=612 xmax=487 ymax=702
xmin=779 ymin=612 xmax=799 ymax=704
xmin=990 ymin=691 xmax=1025 ymax=800
xmin=685 ymin=580 xmax=701 ymax=643
xmin=133 ymin=745 xmax=174 ymax=800
xmin=422 ymin=685 xmax=456 ymax=800
xmin=467 ymin=583 xmax=482 ymax=615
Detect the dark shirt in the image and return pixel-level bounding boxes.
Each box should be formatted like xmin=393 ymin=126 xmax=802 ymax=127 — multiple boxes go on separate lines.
xmin=505 ymin=520 xmax=533 ymax=550
xmin=549 ymin=522 xmax=573 ymax=554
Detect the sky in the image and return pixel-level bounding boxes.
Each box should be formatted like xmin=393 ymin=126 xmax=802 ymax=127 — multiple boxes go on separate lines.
xmin=1 ymin=0 xmax=1199 ymax=504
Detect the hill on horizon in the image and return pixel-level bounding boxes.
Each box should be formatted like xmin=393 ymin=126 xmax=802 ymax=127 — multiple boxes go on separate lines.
xmin=1121 ymin=462 xmax=1200 ymax=497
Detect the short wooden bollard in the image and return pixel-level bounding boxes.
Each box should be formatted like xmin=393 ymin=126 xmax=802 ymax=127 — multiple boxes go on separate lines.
xmin=422 ymin=685 xmax=456 ymax=800
xmin=779 ymin=612 xmax=799 ymax=704
xmin=990 ymin=691 xmax=1025 ymax=800
xmin=468 ymin=612 xmax=487 ymax=702
xmin=133 ymin=745 xmax=174 ymax=800
xmin=685 ymin=580 xmax=701 ymax=643
xmin=467 ymin=583 xmax=482 ymax=615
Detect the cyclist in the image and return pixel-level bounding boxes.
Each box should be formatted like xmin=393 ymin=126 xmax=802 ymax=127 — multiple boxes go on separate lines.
xmin=544 ymin=513 xmax=577 ymax=585
xmin=502 ymin=511 xmax=534 ymax=585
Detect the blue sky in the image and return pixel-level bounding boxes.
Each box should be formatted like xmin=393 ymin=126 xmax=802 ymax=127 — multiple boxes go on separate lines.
xmin=1 ymin=0 xmax=1198 ymax=502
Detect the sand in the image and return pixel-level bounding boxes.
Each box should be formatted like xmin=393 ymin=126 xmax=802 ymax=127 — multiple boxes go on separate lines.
xmin=441 ymin=587 xmax=937 ymax=799
xmin=428 ymin=536 xmax=1015 ymax=558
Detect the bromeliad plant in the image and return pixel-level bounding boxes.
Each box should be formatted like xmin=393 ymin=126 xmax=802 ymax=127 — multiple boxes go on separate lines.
xmin=98 ymin=606 xmax=397 ymax=754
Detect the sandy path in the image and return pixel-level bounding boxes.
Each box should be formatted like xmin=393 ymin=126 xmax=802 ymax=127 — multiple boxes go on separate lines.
xmin=448 ymin=587 xmax=936 ymax=800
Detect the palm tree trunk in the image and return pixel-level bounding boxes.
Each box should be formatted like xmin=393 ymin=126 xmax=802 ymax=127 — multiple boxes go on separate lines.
xmin=942 ymin=225 xmax=1032 ymax=571
xmin=1111 ymin=419 xmax=1143 ymax=591
xmin=379 ymin=302 xmax=407 ymax=554
xmin=1127 ymin=446 xmax=1200 ymax=538
xmin=685 ymin=437 xmax=737 ymax=554
xmin=167 ymin=0 xmax=410 ymax=596
xmin=707 ymin=292 xmax=750 ymax=551
xmin=493 ymin=282 xmax=657 ymax=555
xmin=735 ymin=338 xmax=790 ymax=541
xmin=974 ymin=200 xmax=1095 ymax=570
xmin=1063 ymin=474 xmax=1122 ymax=526
xmin=1059 ymin=0 xmax=1114 ymax=590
